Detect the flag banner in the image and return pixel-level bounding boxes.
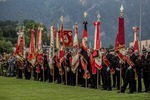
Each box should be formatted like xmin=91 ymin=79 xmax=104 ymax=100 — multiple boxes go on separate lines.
xmin=133 ymin=27 xmax=139 ymax=53
xmin=64 ymin=30 xmax=73 ymax=47
xmin=93 ymin=20 xmax=102 ymax=70
xmin=56 ymin=31 xmax=60 ymax=49
xmin=90 ymin=53 xmax=96 ymax=74
xmin=72 ymin=25 xmax=79 ymax=71
xmin=94 ymin=21 xmax=100 ymax=50
xmin=58 ymin=30 xmax=73 ymax=47
xmin=35 ymin=29 xmax=39 ymax=53
xmin=17 ymin=60 xmax=24 ymax=69
xmin=94 ymin=50 xmax=102 ymax=70
xmin=55 ymin=55 xmax=64 ymax=75
xmin=36 ymin=53 xmax=44 ymax=65
xmin=16 ymin=32 xmax=25 ymax=63
xmin=36 ymin=27 xmax=43 ymax=54
xmin=80 ymin=20 xmax=90 ymax=79
xmin=115 ymin=17 xmax=125 ymax=62
xmin=28 ymin=29 xmax=35 ymax=66
xmin=115 ymin=17 xmax=125 ymax=50
xmin=81 ymin=56 xmax=90 ymax=79
xmin=36 ymin=26 xmax=44 ymax=65
xmin=49 ymin=26 xmax=55 ymax=68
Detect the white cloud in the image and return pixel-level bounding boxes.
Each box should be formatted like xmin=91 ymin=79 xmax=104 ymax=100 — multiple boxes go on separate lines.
xmin=101 ymin=31 xmax=106 ymax=37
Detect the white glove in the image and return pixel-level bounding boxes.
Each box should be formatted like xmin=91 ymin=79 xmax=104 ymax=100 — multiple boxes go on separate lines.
xmin=107 ymin=67 xmax=110 ymax=72
xmin=59 ymin=68 xmax=62 ymax=71
xmin=128 ymin=66 xmax=132 ymax=70
xmin=71 ymin=68 xmax=75 ymax=73
xmin=116 ymin=68 xmax=120 ymax=71
xmin=85 ymin=70 xmax=89 ymax=74
xmin=49 ymin=65 xmax=53 ymax=69
xmin=66 ymin=67 xmax=70 ymax=72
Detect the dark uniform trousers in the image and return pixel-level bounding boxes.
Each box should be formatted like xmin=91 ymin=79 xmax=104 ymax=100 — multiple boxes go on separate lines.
xmin=121 ymin=53 xmax=137 ymax=93
xmin=121 ymin=69 xmax=135 ymax=92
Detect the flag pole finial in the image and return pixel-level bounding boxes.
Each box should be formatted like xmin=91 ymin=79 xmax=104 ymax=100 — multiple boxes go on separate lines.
xmin=32 ymin=24 xmax=34 ymax=29
xmin=38 ymin=23 xmax=43 ymax=30
xmin=97 ymin=13 xmax=100 ymax=21
xmin=120 ymin=5 xmax=124 ymax=17
xmin=84 ymin=11 xmax=87 ymax=20
xmin=60 ymin=15 xmax=64 ymax=24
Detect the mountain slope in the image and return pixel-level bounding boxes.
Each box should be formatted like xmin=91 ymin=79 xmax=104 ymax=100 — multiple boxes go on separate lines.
xmin=0 ymin=0 xmax=149 ymax=47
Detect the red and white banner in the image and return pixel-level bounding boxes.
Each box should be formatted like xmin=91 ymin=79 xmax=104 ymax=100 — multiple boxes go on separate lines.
xmin=72 ymin=25 xmax=79 ymax=71
xmin=49 ymin=26 xmax=55 ymax=67
xmin=94 ymin=21 xmax=100 ymax=50
xmin=58 ymin=30 xmax=73 ymax=47
xmin=28 ymin=29 xmax=35 ymax=66
xmin=133 ymin=27 xmax=139 ymax=53
xmin=93 ymin=20 xmax=102 ymax=70
xmin=36 ymin=26 xmax=44 ymax=65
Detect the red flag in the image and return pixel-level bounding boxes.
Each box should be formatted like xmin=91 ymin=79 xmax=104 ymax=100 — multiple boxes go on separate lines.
xmin=82 ymin=21 xmax=88 ymax=51
xmin=80 ymin=20 xmax=90 ymax=79
xmin=28 ymin=29 xmax=35 ymax=66
xmin=115 ymin=17 xmax=125 ymax=50
xmin=93 ymin=20 xmax=102 ymax=70
xmin=36 ymin=26 xmax=44 ymax=65
xmin=64 ymin=30 xmax=73 ymax=47
xmin=115 ymin=17 xmax=125 ymax=62
xmin=94 ymin=21 xmax=100 ymax=50
xmin=16 ymin=32 xmax=24 ymax=69
xmin=133 ymin=27 xmax=139 ymax=53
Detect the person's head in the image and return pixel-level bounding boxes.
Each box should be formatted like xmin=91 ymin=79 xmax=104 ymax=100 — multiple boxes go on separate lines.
xmin=134 ymin=50 xmax=139 ymax=56
xmin=104 ymin=47 xmax=109 ymax=54
xmin=90 ymin=48 xmax=93 ymax=53
xmin=128 ymin=46 xmax=134 ymax=54
xmin=142 ymin=48 xmax=147 ymax=55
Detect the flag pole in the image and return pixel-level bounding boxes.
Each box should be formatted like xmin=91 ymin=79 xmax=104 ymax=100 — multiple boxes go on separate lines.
xmin=39 ymin=23 xmax=44 ymax=82
xmin=31 ymin=24 xmax=35 ymax=80
xmin=84 ymin=11 xmax=88 ymax=88
xmin=139 ymin=0 xmax=142 ymax=53
xmin=119 ymin=4 xmax=124 ymax=91
xmin=60 ymin=15 xmax=65 ymax=84
xmin=97 ymin=13 xmax=100 ymax=89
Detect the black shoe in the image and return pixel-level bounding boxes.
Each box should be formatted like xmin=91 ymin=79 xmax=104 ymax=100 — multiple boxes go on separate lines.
xmin=128 ymin=91 xmax=133 ymax=94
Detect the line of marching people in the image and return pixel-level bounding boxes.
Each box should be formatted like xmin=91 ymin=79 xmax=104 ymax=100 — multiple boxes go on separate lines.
xmin=0 ymin=47 xmax=150 ymax=93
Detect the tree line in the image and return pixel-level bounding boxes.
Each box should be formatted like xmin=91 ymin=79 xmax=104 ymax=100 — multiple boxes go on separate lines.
xmin=0 ymin=20 xmax=49 ymax=53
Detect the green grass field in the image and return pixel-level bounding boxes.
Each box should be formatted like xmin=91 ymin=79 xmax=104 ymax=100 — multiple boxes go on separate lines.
xmin=0 ymin=76 xmax=149 ymax=100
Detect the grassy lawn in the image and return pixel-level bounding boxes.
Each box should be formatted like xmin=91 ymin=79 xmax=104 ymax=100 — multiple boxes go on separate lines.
xmin=0 ymin=76 xmax=149 ymax=100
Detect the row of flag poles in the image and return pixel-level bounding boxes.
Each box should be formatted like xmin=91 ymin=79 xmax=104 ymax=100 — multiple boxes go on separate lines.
xmin=14 ymin=5 xmax=140 ymax=84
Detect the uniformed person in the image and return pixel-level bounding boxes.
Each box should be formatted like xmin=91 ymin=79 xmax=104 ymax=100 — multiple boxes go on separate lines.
xmin=141 ymin=48 xmax=150 ymax=92
xmin=102 ymin=48 xmax=114 ymax=91
xmin=118 ymin=46 xmax=137 ymax=94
